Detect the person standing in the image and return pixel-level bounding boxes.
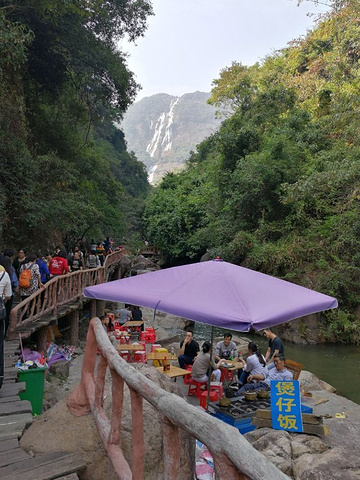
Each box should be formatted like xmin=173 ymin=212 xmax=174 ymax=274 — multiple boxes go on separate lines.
xmin=19 ymin=254 xmax=42 ymax=302
xmin=0 ymin=266 xmax=12 ymax=389
xmin=49 ymin=249 xmax=70 ymax=276
xmin=12 ymin=248 xmax=26 ymax=278
xmin=86 ymin=250 xmax=100 ymax=269
xmin=263 ymin=328 xmax=285 ymax=370
xmin=1 ymin=252 xmax=18 ymax=335
xmin=96 ymin=242 xmax=105 ymax=266
xmin=69 ymin=251 xmax=83 ymax=272
xmin=36 ymin=252 xmax=51 ymax=284
xmin=178 ymin=330 xmax=200 ymax=369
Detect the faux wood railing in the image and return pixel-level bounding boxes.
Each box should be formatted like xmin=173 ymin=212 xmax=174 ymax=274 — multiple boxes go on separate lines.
xmin=7 ymin=250 xmax=123 ymax=340
xmin=67 ymin=317 xmax=289 ymax=480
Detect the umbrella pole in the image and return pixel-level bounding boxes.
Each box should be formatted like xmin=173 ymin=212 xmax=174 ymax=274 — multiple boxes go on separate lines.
xmin=206 ymin=326 xmax=214 ymax=410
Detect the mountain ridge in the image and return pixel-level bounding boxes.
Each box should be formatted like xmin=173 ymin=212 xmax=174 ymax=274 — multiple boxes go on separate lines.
xmin=120 ymin=91 xmax=221 ymax=183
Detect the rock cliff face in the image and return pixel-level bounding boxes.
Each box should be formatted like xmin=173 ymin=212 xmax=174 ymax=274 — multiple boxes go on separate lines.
xmin=120 ymin=92 xmax=221 ymax=184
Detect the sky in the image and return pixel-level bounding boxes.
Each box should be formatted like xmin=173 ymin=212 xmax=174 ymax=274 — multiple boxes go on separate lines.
xmin=121 ymin=0 xmax=330 ymax=101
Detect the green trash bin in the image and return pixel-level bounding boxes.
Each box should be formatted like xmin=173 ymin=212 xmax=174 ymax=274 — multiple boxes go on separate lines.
xmin=18 ymin=367 xmax=47 ymax=415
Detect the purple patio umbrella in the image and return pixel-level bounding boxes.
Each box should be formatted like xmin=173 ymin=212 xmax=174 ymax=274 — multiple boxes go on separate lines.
xmin=83 ymin=259 xmax=337 ymax=331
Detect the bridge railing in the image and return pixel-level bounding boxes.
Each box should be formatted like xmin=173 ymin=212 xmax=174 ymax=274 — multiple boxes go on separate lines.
xmin=67 ymin=317 xmax=289 ymax=480
xmin=8 ymin=250 xmax=123 ymax=340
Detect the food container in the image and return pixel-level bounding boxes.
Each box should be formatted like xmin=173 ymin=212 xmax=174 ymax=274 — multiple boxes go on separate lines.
xmin=219 ymin=397 xmax=232 ymax=407
xmin=245 ymin=391 xmax=257 ymax=401
xmin=257 ymin=389 xmax=269 ymax=399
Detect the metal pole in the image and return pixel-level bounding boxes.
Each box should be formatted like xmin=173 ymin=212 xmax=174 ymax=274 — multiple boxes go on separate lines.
xmin=205 ymin=326 xmax=214 ymax=410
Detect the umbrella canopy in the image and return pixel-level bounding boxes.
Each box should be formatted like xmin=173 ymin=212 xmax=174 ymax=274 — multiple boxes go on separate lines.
xmin=83 ymin=259 xmax=337 ymax=332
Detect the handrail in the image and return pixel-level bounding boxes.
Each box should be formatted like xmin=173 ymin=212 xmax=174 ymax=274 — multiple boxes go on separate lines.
xmin=7 ymin=250 xmax=123 ymax=339
xmin=67 ymin=318 xmax=289 ymax=480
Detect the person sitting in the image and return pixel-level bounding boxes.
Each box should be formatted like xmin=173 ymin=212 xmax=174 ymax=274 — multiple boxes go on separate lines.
xmin=178 ymin=330 xmax=199 ymax=369
xmin=238 ymin=341 xmax=268 ymax=387
xmin=215 ymin=332 xmax=238 ymax=361
xmin=235 ymin=354 xmax=293 ymax=396
xmin=263 ymin=327 xmax=284 ymax=369
xmin=100 ymin=315 xmax=117 ymax=347
xmin=191 ymin=341 xmax=226 ymax=383
xmin=118 ymin=304 xmax=131 ymax=325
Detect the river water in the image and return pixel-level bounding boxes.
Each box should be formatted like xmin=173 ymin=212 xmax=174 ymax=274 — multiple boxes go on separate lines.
xmin=192 ymin=324 xmax=360 ymax=405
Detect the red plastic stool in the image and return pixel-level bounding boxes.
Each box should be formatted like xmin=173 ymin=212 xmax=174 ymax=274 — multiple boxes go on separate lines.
xmin=146 ymin=332 xmax=156 ymax=343
xmin=210 ymin=382 xmax=224 ymax=398
xmin=220 ymin=368 xmax=234 ymax=382
xmin=183 ymin=365 xmax=193 ymax=384
xmin=200 ymin=390 xmax=220 ymax=409
xmin=120 ymin=334 xmax=131 ymax=344
xmin=133 ymin=350 xmax=147 ymax=363
xmin=187 ymin=379 xmax=208 ymax=399
xmin=150 ymin=344 xmax=162 ymax=352
xmin=119 ymin=351 xmax=130 ymax=362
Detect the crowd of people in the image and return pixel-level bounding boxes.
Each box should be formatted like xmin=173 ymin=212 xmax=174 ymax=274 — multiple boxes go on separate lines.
xmin=178 ymin=327 xmax=292 ymax=396
xmin=0 ymin=238 xmax=116 ymax=337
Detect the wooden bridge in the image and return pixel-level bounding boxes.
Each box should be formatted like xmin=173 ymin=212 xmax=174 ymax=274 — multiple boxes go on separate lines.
xmin=7 ymin=249 xmax=125 ymax=350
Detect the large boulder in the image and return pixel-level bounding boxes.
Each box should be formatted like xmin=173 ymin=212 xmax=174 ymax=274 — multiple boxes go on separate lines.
xmin=293 ymin=447 xmax=360 ymax=480
xmin=299 ymin=370 xmax=336 ymax=393
xmin=20 ymin=364 xmax=195 ymax=480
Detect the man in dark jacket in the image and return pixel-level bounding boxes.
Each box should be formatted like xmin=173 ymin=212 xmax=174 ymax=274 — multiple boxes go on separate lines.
xmin=178 ymin=330 xmax=199 ymax=369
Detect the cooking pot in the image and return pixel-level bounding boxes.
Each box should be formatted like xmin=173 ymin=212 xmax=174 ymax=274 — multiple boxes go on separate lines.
xmin=245 ymin=391 xmax=257 ymax=401
xmin=219 ymin=397 xmax=231 ymax=407
xmin=257 ymin=389 xmax=269 ymax=399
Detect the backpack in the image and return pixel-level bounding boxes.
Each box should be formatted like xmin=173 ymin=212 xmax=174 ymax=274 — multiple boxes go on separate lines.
xmin=87 ymin=254 xmax=98 ymax=268
xmin=19 ymin=268 xmax=32 ymax=289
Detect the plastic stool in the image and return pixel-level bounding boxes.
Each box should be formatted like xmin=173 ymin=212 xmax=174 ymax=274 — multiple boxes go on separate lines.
xmin=210 ymin=382 xmax=223 ymax=398
xmin=146 ymin=332 xmax=156 ymax=343
xmin=119 ymin=351 xmax=130 ymax=362
xmin=150 ymin=344 xmax=162 ymax=353
xmin=133 ymin=350 xmax=147 ymax=363
xmin=200 ymin=390 xmax=220 ymax=409
xmin=187 ymin=379 xmax=208 ymax=399
xmin=220 ymin=368 xmax=234 ymax=382
xmin=183 ymin=365 xmax=193 ymax=384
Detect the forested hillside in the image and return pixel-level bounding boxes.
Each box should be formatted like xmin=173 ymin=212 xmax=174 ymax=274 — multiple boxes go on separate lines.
xmin=0 ymin=0 xmax=152 ymax=250
xmin=144 ymin=1 xmax=360 ymax=342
